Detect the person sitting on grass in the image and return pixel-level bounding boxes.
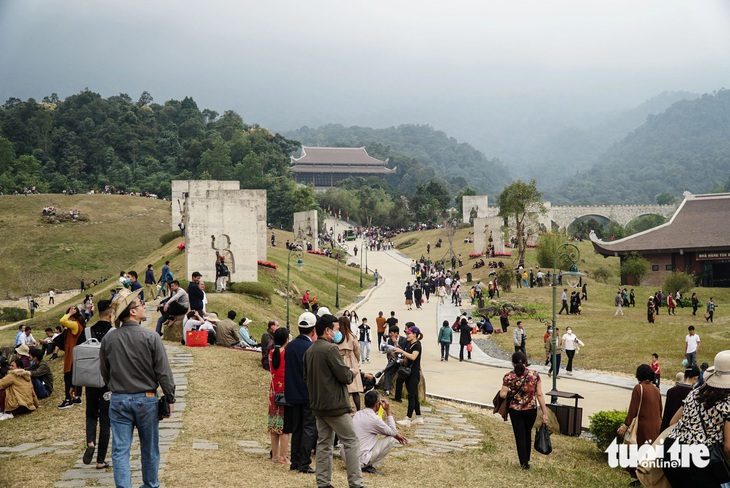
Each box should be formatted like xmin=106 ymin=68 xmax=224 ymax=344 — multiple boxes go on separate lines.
xmin=0 ymin=359 xmax=40 ymax=420
xmin=26 ymin=348 xmax=53 ymax=399
xmin=238 ymin=317 xmax=260 ymax=349
xmin=344 ymin=390 xmax=408 ymax=474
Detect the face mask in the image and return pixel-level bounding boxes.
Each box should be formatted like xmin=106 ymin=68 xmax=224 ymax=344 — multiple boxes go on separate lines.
xmin=30 ymin=361 xmax=36 ymax=366
xmin=333 ymin=331 xmax=343 ymax=344
xmin=548 ymin=329 xmax=553 ymax=334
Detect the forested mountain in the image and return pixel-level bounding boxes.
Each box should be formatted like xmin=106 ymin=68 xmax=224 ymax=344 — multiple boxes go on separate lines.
xmin=554 ymin=89 xmax=730 ymax=204
xmin=0 ymin=90 xmax=316 ymax=226
xmin=285 ymin=124 xmax=512 ymax=195
xmin=517 ymin=91 xmax=699 ymax=190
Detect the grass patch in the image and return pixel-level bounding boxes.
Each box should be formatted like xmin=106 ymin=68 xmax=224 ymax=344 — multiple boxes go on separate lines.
xmin=395 ymin=237 xmax=418 ymax=250
xmin=0 ymin=194 xmax=171 ymax=299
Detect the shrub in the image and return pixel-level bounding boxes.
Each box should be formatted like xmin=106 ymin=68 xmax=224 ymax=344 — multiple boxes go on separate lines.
xmin=0 ymin=307 xmax=28 ymax=322
xmin=589 ymin=410 xmax=626 ymax=451
xmin=621 ymin=252 xmax=650 ymax=285
xmin=495 ymin=267 xmax=513 ymax=292
xmin=592 ymin=266 xmax=611 ymax=284
xmin=396 ymin=237 xmax=418 ymax=250
xmin=535 ymin=233 xmax=573 ymax=269
xmin=159 ymin=231 xmax=181 ymax=246
xmin=663 ymin=271 xmax=695 ymax=296
xmin=230 ymin=282 xmax=272 ymax=303
xmin=679 ymin=296 xmax=701 ymax=308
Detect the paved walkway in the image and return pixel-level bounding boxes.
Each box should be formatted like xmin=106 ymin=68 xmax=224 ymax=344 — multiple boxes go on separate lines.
xmin=339 ymin=230 xmax=650 ymax=428
xmin=1 ymin=344 xmax=191 ymax=487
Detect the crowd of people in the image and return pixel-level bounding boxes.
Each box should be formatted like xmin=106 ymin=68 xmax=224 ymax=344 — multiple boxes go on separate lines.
xmin=263 ymin=308 xmax=415 ymax=485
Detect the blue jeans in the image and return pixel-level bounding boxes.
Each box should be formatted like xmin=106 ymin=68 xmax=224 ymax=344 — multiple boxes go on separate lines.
xmin=110 ymin=393 xmax=160 ymax=488
xmin=440 ymin=343 xmax=450 ymax=360
xmin=32 ymin=378 xmax=50 ymax=399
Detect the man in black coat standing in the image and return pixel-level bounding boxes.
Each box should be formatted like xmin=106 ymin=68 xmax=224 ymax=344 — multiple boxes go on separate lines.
xmin=187 ymin=272 xmax=205 ymax=314
xmin=284 ymin=312 xmax=318 ymax=473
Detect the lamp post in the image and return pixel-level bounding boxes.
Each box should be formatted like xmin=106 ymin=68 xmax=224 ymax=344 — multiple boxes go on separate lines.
xmin=334 ymin=242 xmax=349 ymax=309
xmin=286 ymin=245 xmax=304 ymax=330
xmin=550 ymin=242 xmax=585 ymax=400
xmin=359 ymin=241 xmax=369 ymax=288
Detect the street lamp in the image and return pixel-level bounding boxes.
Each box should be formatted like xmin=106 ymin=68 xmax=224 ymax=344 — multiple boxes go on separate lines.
xmin=286 ymin=245 xmax=305 ymax=330
xmin=359 ymin=242 xmax=368 ymax=288
xmin=550 ymin=242 xmax=585 ymax=401
xmin=334 ymin=242 xmax=349 ymax=309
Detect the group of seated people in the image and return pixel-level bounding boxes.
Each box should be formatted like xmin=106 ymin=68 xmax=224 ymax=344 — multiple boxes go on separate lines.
xmin=181 ymin=309 xmax=262 ymax=350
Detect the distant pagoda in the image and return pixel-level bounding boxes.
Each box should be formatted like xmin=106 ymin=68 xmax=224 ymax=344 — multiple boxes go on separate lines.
xmin=290 ymin=146 xmax=396 ymax=188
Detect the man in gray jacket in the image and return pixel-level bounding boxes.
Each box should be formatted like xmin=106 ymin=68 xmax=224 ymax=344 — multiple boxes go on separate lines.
xmin=304 ymin=313 xmax=363 ymax=488
xmin=100 ymin=289 xmax=175 ymax=488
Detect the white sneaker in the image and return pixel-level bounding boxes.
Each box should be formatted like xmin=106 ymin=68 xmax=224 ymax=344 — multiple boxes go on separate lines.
xmin=0 ymin=412 xmax=13 ymax=420
xmin=413 ymin=416 xmax=424 ymax=424
xmin=397 ymin=418 xmax=412 ymax=426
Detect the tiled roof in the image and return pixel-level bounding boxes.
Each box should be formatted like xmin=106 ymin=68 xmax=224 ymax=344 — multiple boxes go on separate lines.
xmin=291 ymin=147 xmax=390 ymax=166
xmin=291 ymin=165 xmax=396 ymax=174
xmin=591 ymin=193 xmax=730 ymax=255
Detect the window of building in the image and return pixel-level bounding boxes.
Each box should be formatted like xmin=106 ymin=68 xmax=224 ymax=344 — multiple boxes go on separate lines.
xmin=665 ymin=264 xmax=673 ymax=271
xmin=652 ymin=265 xmax=659 ymax=271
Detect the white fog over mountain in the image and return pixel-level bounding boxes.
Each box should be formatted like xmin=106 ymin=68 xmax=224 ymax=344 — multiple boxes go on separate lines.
xmin=1 ymin=0 xmax=729 ymax=187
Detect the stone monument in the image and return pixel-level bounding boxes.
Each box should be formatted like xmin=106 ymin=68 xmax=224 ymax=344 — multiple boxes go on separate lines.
xmin=293 ymin=210 xmax=319 ymax=251
xmin=184 ymin=189 xmax=266 ymax=283
xmin=462 ymin=195 xmax=489 ymax=224
xmin=171 ymin=180 xmax=239 ymax=232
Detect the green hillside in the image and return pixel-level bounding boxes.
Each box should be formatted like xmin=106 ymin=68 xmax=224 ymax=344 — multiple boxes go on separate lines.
xmin=0 ymin=193 xmax=171 ymax=298
xmin=555 ymin=89 xmax=730 ymax=204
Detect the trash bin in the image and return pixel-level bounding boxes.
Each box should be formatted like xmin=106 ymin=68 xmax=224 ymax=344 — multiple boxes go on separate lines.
xmin=545 ymin=390 xmax=584 ymax=436
xmin=466 ymin=272 xmax=472 ymax=283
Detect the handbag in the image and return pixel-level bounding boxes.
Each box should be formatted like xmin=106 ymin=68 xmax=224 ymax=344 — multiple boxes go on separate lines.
xmin=624 ymin=384 xmax=643 ymax=445
xmin=637 ymin=426 xmax=673 ymax=488
xmin=466 ymin=343 xmax=473 ymax=353
xmin=397 ymin=366 xmax=412 ymax=380
xmin=492 ymin=377 xmax=527 ymax=421
xmin=699 ymin=404 xmax=730 ymax=484
xmin=534 ymin=423 xmax=552 ymax=455
xmin=274 ymin=392 xmax=290 ymax=407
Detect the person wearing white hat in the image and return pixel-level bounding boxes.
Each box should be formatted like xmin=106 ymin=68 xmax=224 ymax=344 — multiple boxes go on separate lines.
xmin=238 ymin=317 xmax=259 ymax=348
xmin=285 ymin=312 xmax=318 ymax=473
xmin=663 ymin=350 xmax=730 ymax=486
xmin=316 ymin=307 xmax=331 ymax=317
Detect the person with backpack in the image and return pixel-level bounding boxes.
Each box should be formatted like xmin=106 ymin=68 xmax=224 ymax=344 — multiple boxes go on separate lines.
xmin=82 ymin=299 xmax=113 ymax=469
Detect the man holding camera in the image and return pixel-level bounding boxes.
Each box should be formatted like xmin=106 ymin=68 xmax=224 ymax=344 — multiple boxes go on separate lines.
xmin=379 ymin=325 xmax=407 ymax=398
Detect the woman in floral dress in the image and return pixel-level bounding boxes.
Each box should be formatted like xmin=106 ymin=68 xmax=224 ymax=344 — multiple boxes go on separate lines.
xmin=268 ymin=328 xmax=290 ymax=464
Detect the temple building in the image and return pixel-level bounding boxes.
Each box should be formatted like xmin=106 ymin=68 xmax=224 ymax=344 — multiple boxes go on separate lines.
xmin=290 ymin=146 xmax=396 ymax=188
xmin=591 ymin=192 xmax=730 ymax=287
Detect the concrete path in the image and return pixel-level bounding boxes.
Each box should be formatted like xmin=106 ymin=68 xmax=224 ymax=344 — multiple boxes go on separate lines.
xmin=338 ymin=232 xmax=649 ymax=428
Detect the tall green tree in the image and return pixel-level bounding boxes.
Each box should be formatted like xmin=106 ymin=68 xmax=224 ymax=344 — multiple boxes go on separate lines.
xmin=498 ymin=179 xmax=545 ymax=266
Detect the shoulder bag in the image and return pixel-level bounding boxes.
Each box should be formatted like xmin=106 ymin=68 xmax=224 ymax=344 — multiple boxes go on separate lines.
xmin=493 ymin=375 xmax=527 ymax=421
xmin=624 ymin=384 xmax=643 ymax=445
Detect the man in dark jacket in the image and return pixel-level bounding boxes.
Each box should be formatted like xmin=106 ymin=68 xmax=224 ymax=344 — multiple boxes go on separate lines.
xmin=304 ymin=313 xmax=362 ymax=488
xmin=83 ymin=299 xmax=114 ymax=469
xmin=284 ymin=312 xmax=318 ymax=473
xmin=187 ymin=271 xmax=205 ymax=314
xmin=26 ymin=348 xmax=53 ymax=398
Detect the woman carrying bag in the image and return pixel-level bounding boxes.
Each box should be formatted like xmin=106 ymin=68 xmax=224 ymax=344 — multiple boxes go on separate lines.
xmin=499 ymin=352 xmax=549 ymax=470
xmin=617 ymin=364 xmax=662 ymax=486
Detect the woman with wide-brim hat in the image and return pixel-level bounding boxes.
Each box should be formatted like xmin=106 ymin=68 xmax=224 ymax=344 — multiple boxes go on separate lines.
xmin=662 ymin=350 xmax=730 ymax=487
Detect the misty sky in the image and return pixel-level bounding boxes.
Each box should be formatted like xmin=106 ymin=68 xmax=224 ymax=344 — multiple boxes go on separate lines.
xmin=1 ymin=0 xmax=729 ymax=159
